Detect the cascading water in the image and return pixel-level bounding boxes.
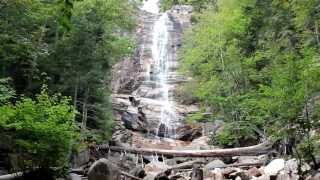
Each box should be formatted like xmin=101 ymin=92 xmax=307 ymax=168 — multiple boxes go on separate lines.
xmin=141 ymin=0 xmax=179 ymax=138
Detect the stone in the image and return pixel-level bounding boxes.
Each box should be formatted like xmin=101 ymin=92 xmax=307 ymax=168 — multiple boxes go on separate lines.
xmin=301 ymin=163 xmax=311 ymax=172
xmin=247 ymin=167 xmax=262 ymax=177
xmin=130 ymin=167 xmax=147 ymax=179
xmin=276 ymin=171 xmax=299 ymax=180
xmin=252 ymin=175 xmax=270 ymax=180
xmin=222 ymin=167 xmax=237 ymax=177
xmin=263 ymin=159 xmax=285 ymax=176
xmin=190 ymin=164 xmax=203 ymax=180
xmin=71 ymin=149 xmax=90 ymax=168
xmin=68 ymin=173 xmax=82 ymax=180
xmin=206 ymin=168 xmax=224 ymax=180
xmin=204 ymin=159 xmax=226 ymax=170
xmin=284 ymin=159 xmax=298 ymax=174
xmin=144 ymin=162 xmax=170 ymax=173
xmin=176 ymin=125 xmax=202 ymax=141
xmin=143 ymin=174 xmax=156 ymax=180
xmin=88 ymin=158 xmax=120 ymax=180
xmin=158 ymin=123 xmax=167 ymax=137
xmin=308 ymin=173 xmax=320 ymax=180
xmin=236 ymin=156 xmax=261 ymax=164
xmin=229 ymin=171 xmax=249 ymax=180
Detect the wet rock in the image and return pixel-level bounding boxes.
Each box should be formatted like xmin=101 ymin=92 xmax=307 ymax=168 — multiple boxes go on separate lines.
xmin=206 ymin=168 xmax=224 ymax=180
xmin=229 ymin=171 xmax=249 ymax=180
xmin=284 ymin=159 xmax=298 ymax=174
xmin=176 ymin=125 xmax=202 ymax=141
xmin=191 ymin=164 xmax=203 ymax=180
xmin=158 ymin=123 xmax=167 ymax=137
xmin=71 ymin=149 xmax=90 ymax=168
xmin=88 ymin=158 xmax=120 ymax=180
xmin=264 ymin=159 xmax=285 ymax=176
xmin=189 ymin=136 xmax=210 ymax=150
xmin=121 ymin=111 xmax=147 ymax=132
xmin=236 ymin=156 xmax=262 ymax=164
xmin=68 ymin=173 xmax=82 ymax=180
xmin=306 ymin=172 xmax=320 ymax=180
xmin=222 ymin=167 xmax=238 ymax=178
xmin=276 ymin=171 xmax=299 ymax=180
xmin=247 ymin=167 xmax=262 ymax=178
xmin=252 ymin=174 xmax=270 ymax=180
xmin=301 ymin=162 xmax=311 ymax=172
xmin=144 ymin=162 xmax=170 ymax=173
xmin=130 ymin=167 xmax=147 ymax=179
xmin=111 ymin=127 xmax=132 ymax=146
xmin=204 ymin=159 xmax=226 ymax=170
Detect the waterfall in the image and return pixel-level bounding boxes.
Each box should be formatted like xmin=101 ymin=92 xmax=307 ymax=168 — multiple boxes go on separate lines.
xmin=141 ymin=0 xmax=179 ymax=138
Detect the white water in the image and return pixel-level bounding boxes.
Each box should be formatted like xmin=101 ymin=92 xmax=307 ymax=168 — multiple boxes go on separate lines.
xmin=142 ymin=0 xmax=179 ymax=138
xmin=141 ymin=0 xmax=160 ymax=14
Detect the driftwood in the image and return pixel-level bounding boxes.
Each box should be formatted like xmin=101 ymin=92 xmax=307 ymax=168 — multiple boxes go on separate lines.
xmin=170 ymin=160 xmax=204 ymax=170
xmin=98 ymin=141 xmax=272 ymax=157
xmin=210 ymin=162 xmax=264 ymax=169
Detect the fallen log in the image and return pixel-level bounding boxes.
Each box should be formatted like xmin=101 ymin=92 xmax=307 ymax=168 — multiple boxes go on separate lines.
xmin=170 ymin=160 xmax=204 ymax=170
xmin=98 ymin=141 xmax=272 ymax=157
xmin=211 ymin=162 xmax=263 ymax=169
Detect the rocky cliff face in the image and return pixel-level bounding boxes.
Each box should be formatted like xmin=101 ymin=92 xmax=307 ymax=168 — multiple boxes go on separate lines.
xmin=111 ymin=5 xmax=195 ymax=144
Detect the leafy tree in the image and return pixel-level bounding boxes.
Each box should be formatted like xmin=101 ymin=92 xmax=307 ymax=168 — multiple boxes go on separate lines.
xmin=180 ymin=0 xmax=320 ymax=167
xmin=0 ymin=86 xmax=78 ymax=171
xmin=0 ymin=78 xmax=15 ymax=104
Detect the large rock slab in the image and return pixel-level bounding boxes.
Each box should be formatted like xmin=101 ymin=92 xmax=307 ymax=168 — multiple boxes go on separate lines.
xmin=176 ymin=125 xmax=202 ymax=141
xmin=263 ymin=159 xmax=285 ymax=176
xmin=88 ymin=158 xmax=121 ymax=180
xmin=204 ymin=159 xmax=226 ymax=170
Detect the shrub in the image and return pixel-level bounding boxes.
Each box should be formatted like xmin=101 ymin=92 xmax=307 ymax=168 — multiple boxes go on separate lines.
xmin=0 ymin=87 xmax=79 ymax=171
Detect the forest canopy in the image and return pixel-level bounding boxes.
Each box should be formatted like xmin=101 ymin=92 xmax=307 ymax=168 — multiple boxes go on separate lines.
xmin=0 ymin=0 xmax=137 ymax=173
xmin=179 ymin=0 xmax=320 ymax=166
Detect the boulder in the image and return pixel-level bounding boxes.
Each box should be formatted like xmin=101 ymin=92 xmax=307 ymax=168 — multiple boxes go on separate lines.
xmin=263 ymin=159 xmax=285 ymax=176
xmin=247 ymin=167 xmax=262 ymax=177
xmin=130 ymin=167 xmax=147 ymax=179
xmin=157 ymin=123 xmax=167 ymax=137
xmin=204 ymin=159 xmax=226 ymax=170
xmin=190 ymin=164 xmax=203 ymax=180
xmin=71 ymin=149 xmax=90 ymax=168
xmin=307 ymin=173 xmax=320 ymax=180
xmin=144 ymin=162 xmax=170 ymax=173
xmin=236 ymin=156 xmax=261 ymax=164
xmin=176 ymin=125 xmax=202 ymax=141
xmin=121 ymin=111 xmax=147 ymax=132
xmin=276 ymin=171 xmax=299 ymax=180
xmin=301 ymin=163 xmax=311 ymax=172
xmin=88 ymin=158 xmax=120 ymax=180
xmin=68 ymin=173 xmax=82 ymax=180
xmin=206 ymin=168 xmax=224 ymax=180
xmin=252 ymin=175 xmax=270 ymax=180
xmin=284 ymin=159 xmax=298 ymax=174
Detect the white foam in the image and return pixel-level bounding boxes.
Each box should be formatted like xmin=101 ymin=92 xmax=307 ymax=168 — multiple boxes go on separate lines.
xmin=141 ymin=0 xmax=160 ymax=14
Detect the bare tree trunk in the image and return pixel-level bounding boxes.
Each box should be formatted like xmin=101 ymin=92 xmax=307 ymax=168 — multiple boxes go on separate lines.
xmin=98 ymin=141 xmax=272 ymax=157
xmin=73 ymin=76 xmax=78 ymax=108
xmin=315 ymin=22 xmax=320 ymax=46
xmin=81 ymin=86 xmax=89 ymax=131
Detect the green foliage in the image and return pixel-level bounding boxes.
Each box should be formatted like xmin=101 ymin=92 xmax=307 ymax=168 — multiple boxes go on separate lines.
xmin=0 ymin=0 xmax=137 ymax=171
xmin=0 ymin=87 xmax=78 ymax=170
xmin=180 ymin=0 xmax=320 ymax=164
xmin=0 ymin=78 xmax=15 ymax=104
xmin=160 ymin=0 xmax=216 ymax=11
